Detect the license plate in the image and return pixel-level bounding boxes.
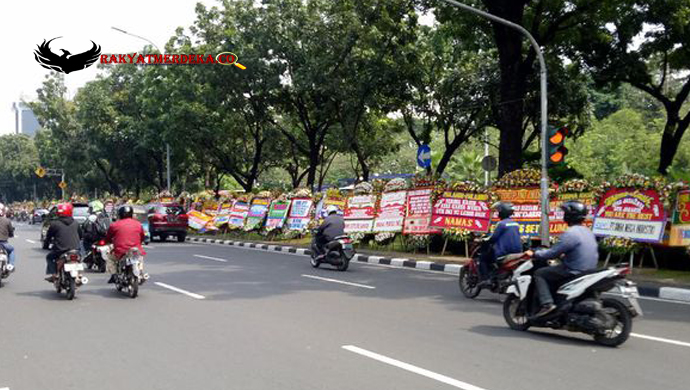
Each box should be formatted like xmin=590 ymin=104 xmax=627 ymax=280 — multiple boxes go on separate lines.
xmin=64 ymin=263 xmax=84 ymax=272
xmin=619 ymin=285 xmax=643 ymax=316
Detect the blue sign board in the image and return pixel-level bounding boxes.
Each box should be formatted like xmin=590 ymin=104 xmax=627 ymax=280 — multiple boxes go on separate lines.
xmin=417 ymin=144 xmax=431 ymax=168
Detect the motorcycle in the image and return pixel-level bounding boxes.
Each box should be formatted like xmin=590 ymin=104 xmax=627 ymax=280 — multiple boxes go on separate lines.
xmin=459 ymin=240 xmax=527 ymax=298
xmin=310 ymin=232 xmax=355 ymax=271
xmin=114 ymin=247 xmax=149 ymax=298
xmin=55 ymin=250 xmax=88 ymax=300
xmin=503 ymin=258 xmax=642 ymax=347
xmin=83 ymin=239 xmax=108 ymax=273
xmin=0 ymin=246 xmax=10 ymax=288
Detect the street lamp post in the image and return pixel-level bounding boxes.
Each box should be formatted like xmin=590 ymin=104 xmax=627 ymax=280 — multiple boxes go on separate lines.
xmin=440 ymin=0 xmax=551 ymax=246
xmin=111 ymin=26 xmax=172 ymax=193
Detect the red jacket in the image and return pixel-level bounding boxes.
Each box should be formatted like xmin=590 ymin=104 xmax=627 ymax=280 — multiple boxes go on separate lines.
xmin=105 ymin=218 xmax=147 ymax=259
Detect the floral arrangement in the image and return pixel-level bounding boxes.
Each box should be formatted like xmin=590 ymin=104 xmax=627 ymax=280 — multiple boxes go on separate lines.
xmin=411 ymin=172 xmax=444 ymax=189
xmin=374 ymin=232 xmax=396 ymax=244
xmin=256 ymin=190 xmax=272 ymax=198
xmin=493 ymin=168 xmax=541 ymax=189
xmin=282 ymin=230 xmax=303 ymax=240
xmin=599 ymin=236 xmax=640 ymax=255
xmin=555 ymin=179 xmax=594 ymax=194
xmin=432 ymin=181 xmax=496 ymax=206
xmin=354 ymin=181 xmax=374 ymax=195
xmin=372 ymin=179 xmax=387 ymax=195
xmin=350 ymin=232 xmax=367 ymax=244
xmin=593 ymin=174 xmax=668 ymax=208
xmin=384 ymin=178 xmax=408 ymax=192
xmin=442 ymin=228 xmax=473 ymax=242
xmin=664 ymin=181 xmax=690 ymax=212
xmin=405 ymin=234 xmax=431 ymax=249
xmin=288 ymin=188 xmax=313 ymax=199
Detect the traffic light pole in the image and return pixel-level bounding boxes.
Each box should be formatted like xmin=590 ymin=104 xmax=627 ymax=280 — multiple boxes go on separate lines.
xmin=440 ymin=0 xmax=550 ymax=246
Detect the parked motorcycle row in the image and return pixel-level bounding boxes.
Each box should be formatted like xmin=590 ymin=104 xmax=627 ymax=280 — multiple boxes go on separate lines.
xmin=458 ymin=239 xmax=642 ymax=347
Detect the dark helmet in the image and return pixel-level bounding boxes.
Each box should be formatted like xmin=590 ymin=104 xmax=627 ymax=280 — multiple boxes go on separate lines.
xmin=492 ymin=202 xmax=514 ymax=219
xmin=561 ymin=200 xmax=588 ymax=225
xmin=117 ymin=205 xmax=134 ymax=219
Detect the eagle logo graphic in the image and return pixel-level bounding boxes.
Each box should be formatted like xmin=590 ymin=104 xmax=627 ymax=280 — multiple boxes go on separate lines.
xmin=34 ymin=37 xmax=101 ymax=74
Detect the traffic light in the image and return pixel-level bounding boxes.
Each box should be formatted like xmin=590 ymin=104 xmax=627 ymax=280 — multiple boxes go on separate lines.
xmin=548 ymin=125 xmax=569 ymax=166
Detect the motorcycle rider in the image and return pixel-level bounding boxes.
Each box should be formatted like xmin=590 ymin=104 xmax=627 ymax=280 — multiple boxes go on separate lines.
xmin=314 ymin=205 xmax=345 ymax=257
xmin=82 ymin=200 xmax=110 ymax=255
xmin=525 ymin=200 xmax=598 ymax=318
xmin=104 ymin=205 xmax=147 ymax=283
xmin=0 ymin=204 xmax=17 ymax=272
xmin=44 ymin=203 xmax=82 ymax=282
xmin=479 ymin=202 xmax=522 ymax=286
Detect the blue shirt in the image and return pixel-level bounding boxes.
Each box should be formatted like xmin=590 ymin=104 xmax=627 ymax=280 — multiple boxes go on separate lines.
xmin=489 ymin=218 xmax=522 ymax=257
xmin=534 ymin=225 xmax=598 ymax=274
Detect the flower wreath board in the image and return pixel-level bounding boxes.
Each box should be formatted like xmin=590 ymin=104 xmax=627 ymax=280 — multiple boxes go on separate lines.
xmin=669 ymin=189 xmax=690 ymax=246
xmin=344 ymin=194 xmax=377 ymax=233
xmin=549 ymin=189 xmax=595 ymax=235
xmin=403 ymin=188 xmax=441 ymax=235
xmin=430 ymin=190 xmax=492 ymax=233
xmin=287 ymin=197 xmax=313 ymax=231
xmin=592 ymin=188 xmax=667 ymax=243
xmin=245 ymin=198 xmax=271 ymax=230
xmin=228 ymin=200 xmax=250 ymax=228
xmin=373 ymin=190 xmax=407 ymax=233
xmin=492 ymin=187 xmax=542 ymax=237
xmin=265 ymin=199 xmax=292 ymax=229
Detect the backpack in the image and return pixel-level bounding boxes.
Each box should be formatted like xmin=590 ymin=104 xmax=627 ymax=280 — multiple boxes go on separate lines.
xmin=95 ymin=213 xmax=111 ymax=237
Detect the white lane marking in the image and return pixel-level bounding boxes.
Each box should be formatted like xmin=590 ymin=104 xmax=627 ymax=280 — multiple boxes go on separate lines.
xmin=193 ymin=254 xmax=228 ymax=263
xmin=301 ymin=274 xmax=375 ymax=289
xmin=631 ymin=333 xmax=690 ymax=348
xmin=343 ymin=345 xmax=488 ymax=390
xmin=1 ymin=387 xmax=9 ymax=390
xmin=25 ymin=239 xmax=37 ymax=244
xmin=154 ymin=282 xmax=206 ymax=300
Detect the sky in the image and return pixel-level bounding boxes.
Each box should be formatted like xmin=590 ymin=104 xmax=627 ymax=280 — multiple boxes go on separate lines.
xmin=0 ymin=0 xmax=216 ymax=135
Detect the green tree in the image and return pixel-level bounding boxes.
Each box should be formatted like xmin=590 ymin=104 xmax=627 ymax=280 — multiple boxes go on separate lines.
xmin=571 ymin=0 xmax=690 ymax=174
xmin=0 ymin=135 xmax=41 ymax=201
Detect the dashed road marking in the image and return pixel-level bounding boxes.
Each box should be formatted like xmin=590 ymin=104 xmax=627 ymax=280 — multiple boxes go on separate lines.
xmin=154 ymin=282 xmax=205 ymax=300
xmin=193 ymin=254 xmax=228 ymax=263
xmin=301 ymin=274 xmax=375 ymax=289
xmin=343 ymin=345 xmax=488 ymax=390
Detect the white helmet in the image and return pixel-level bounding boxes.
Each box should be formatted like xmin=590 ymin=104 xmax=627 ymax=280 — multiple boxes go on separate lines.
xmin=326 ymin=205 xmax=339 ymax=215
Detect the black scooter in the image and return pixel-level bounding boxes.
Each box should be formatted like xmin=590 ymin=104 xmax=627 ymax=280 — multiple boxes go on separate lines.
xmin=310 ymin=232 xmax=355 ymax=271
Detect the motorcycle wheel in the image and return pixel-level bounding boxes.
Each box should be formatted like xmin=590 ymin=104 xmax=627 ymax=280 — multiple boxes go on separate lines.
xmin=593 ymin=298 xmax=632 ymax=347
xmin=128 ymin=271 xmax=138 ymax=299
xmin=458 ymin=267 xmax=481 ymax=298
xmin=503 ymin=294 xmax=531 ymax=331
xmin=337 ymin=258 xmax=349 ymax=272
xmin=310 ymin=256 xmax=321 ymax=268
xmin=66 ymin=276 xmax=76 ymax=300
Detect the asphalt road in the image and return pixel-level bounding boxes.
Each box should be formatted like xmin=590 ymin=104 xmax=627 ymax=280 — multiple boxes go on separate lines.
xmin=1 ymin=223 xmax=689 ymax=390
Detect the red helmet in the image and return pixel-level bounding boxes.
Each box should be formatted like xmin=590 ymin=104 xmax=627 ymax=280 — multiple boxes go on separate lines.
xmin=56 ymin=203 xmax=73 ymax=217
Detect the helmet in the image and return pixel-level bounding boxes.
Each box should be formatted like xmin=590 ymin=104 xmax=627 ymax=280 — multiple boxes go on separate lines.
xmin=326 ymin=205 xmax=339 ymax=215
xmin=56 ymin=203 xmax=73 ymax=217
xmin=117 ymin=205 xmax=134 ymax=219
xmin=492 ymin=202 xmax=514 ymax=219
xmin=0 ymin=203 xmax=5 ymax=217
xmin=89 ymin=200 xmax=104 ymax=214
xmin=561 ymin=200 xmax=587 ymax=225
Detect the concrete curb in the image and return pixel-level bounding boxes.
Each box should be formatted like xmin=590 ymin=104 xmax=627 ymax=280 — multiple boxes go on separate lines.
xmin=186 ymin=236 xmax=463 ymax=275
xmin=186 ymin=236 xmax=690 ymax=303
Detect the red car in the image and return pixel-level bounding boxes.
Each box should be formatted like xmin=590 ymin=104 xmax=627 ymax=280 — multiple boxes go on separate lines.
xmin=147 ymin=203 xmax=188 ymax=242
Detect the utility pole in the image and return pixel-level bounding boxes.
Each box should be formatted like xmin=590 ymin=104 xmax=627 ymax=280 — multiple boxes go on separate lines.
xmin=112 ymin=26 xmax=172 ymax=193
xmin=440 ymin=0 xmax=550 ymax=246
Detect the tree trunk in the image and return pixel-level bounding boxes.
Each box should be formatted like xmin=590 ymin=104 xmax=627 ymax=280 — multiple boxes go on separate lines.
xmin=484 ymin=0 xmax=529 ymax=177
xmin=658 ymin=113 xmax=689 ymax=174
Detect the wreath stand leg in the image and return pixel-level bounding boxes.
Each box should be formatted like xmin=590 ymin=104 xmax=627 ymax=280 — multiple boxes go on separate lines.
xmin=441 ymin=238 xmax=449 ymax=256
xmin=603 ymin=252 xmax=612 ymax=268
xmin=629 ymin=251 xmax=635 ymax=274
xmin=650 ymin=246 xmax=659 ymax=270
